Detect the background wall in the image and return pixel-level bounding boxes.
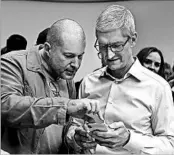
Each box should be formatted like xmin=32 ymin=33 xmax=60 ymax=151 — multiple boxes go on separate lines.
xmin=1 ymin=1 xmax=174 ymax=81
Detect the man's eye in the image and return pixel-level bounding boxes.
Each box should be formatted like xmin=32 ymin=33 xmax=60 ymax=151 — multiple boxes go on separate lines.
xmin=65 ymin=54 xmax=74 ymax=58
xmin=111 ymin=44 xmax=122 ymax=49
xmin=78 ymin=55 xmax=83 ymax=60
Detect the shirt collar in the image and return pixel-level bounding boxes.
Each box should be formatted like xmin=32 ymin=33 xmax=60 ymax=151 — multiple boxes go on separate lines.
xmin=99 ymin=57 xmax=144 ymax=82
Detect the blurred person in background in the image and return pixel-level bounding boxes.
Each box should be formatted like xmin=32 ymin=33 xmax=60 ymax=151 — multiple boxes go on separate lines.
xmin=164 ymin=62 xmax=172 ymax=81
xmin=137 ymin=47 xmax=165 ymax=79
xmin=168 ymin=63 xmax=174 ymax=102
xmin=36 ymin=28 xmax=50 ymax=45
xmin=35 ymin=27 xmax=50 ymax=50
xmin=1 ymin=34 xmax=27 ymax=55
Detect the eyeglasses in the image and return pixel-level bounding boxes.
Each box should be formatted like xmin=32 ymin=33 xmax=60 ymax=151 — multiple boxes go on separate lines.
xmin=94 ymin=37 xmax=130 ymax=59
xmin=144 ymin=59 xmax=161 ymax=68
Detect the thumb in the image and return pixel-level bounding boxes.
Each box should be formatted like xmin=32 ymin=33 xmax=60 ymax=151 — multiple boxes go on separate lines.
xmin=83 ymin=114 xmax=96 ymax=123
xmin=98 ymin=110 xmax=104 ymax=121
xmin=109 ymin=121 xmax=123 ymax=129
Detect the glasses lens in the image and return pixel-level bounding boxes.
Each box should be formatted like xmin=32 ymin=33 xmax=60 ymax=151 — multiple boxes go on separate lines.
xmin=99 ymin=45 xmax=107 ymax=51
xmin=110 ymin=44 xmax=123 ymax=52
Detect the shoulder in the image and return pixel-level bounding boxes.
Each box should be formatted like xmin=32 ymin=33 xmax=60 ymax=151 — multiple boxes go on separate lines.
xmin=131 ymin=59 xmax=168 ymax=89
xmin=1 ymin=49 xmax=28 ymax=58
xmin=82 ymin=67 xmax=105 ymax=82
xmin=1 ymin=49 xmax=29 ymax=66
xmin=139 ymin=65 xmax=170 ymax=89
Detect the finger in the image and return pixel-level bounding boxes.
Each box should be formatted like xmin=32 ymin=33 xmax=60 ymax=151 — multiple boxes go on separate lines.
xmin=90 ymin=132 xmax=107 ymax=141
xmin=91 ymin=130 xmax=109 ymax=137
xmin=83 ymin=114 xmax=96 ymax=123
xmin=81 ymin=141 xmax=97 ymax=149
xmin=75 ymin=128 xmax=88 ymax=137
xmin=77 ymin=135 xmax=93 ymax=142
xmin=98 ymin=110 xmax=104 ymax=121
xmin=109 ymin=121 xmax=124 ymax=129
xmin=75 ymin=129 xmax=95 ymax=141
xmin=92 ymin=129 xmax=120 ymax=139
xmin=97 ymin=141 xmax=119 ymax=149
xmin=74 ymin=133 xmax=94 ymax=145
xmin=93 ymin=100 xmax=100 ymax=114
xmin=92 ymin=135 xmax=112 ymax=143
xmin=83 ymin=123 xmax=90 ymax=132
xmin=89 ymin=99 xmax=100 ymax=114
xmin=84 ymin=100 xmax=91 ymax=113
xmin=89 ymin=100 xmax=95 ymax=113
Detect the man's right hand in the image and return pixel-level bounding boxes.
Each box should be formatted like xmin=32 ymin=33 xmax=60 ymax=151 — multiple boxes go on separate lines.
xmin=74 ymin=128 xmax=97 ymax=150
xmin=67 ymin=99 xmax=100 ymax=119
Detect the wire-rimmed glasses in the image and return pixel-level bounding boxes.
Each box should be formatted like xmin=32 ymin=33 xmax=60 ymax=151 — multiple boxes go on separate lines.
xmin=94 ymin=37 xmax=130 ymax=59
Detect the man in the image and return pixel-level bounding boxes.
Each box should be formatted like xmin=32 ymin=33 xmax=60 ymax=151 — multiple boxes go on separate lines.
xmin=66 ymin=5 xmax=174 ymax=154
xmin=1 ymin=19 xmax=100 ymax=154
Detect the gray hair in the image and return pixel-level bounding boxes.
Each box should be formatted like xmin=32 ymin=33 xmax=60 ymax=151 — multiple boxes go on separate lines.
xmin=96 ymin=5 xmax=136 ymax=37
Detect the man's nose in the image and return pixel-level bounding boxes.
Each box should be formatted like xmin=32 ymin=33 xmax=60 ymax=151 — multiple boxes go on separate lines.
xmin=107 ymin=48 xmax=115 ymax=59
xmin=71 ymin=57 xmax=79 ymax=69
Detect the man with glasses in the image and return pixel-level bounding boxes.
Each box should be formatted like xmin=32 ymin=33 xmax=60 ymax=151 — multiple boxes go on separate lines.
xmin=65 ymin=4 xmax=174 ymax=154
xmin=1 ymin=19 xmax=100 ymax=154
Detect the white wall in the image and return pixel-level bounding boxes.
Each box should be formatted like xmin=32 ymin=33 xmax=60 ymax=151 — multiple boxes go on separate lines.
xmin=1 ymin=1 xmax=174 ymax=81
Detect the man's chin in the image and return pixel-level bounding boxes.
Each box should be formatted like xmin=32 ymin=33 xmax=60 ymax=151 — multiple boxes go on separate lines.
xmin=61 ymin=73 xmax=75 ymax=80
xmin=108 ymin=64 xmax=121 ymax=71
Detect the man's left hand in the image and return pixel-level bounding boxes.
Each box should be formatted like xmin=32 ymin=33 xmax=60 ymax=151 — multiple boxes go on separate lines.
xmin=89 ymin=121 xmax=130 ymax=148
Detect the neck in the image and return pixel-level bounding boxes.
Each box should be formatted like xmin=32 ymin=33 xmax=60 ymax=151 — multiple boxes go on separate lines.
xmin=108 ymin=58 xmax=134 ymax=79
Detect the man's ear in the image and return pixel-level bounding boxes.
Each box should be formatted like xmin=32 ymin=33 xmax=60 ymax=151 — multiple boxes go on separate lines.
xmin=130 ymin=32 xmax=138 ymax=47
xmin=44 ymin=42 xmax=51 ymax=57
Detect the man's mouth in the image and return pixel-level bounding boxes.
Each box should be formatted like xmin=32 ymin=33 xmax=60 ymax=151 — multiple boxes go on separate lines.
xmin=108 ymin=58 xmax=119 ymax=62
xmin=66 ymin=69 xmax=76 ymax=75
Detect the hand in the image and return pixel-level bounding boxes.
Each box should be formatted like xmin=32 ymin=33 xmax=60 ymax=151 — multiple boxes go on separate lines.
xmin=1 ymin=149 xmax=10 ymax=155
xmin=74 ymin=128 xmax=97 ymax=150
xmin=83 ymin=111 xmax=104 ymax=124
xmin=89 ymin=121 xmax=130 ymax=148
xmin=67 ymin=99 xmax=100 ymax=119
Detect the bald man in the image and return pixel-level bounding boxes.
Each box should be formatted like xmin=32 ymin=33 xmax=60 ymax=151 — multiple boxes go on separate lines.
xmin=1 ymin=19 xmax=100 ymax=154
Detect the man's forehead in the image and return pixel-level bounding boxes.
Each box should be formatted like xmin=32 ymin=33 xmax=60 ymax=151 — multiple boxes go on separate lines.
xmin=97 ymin=29 xmax=127 ymax=43
xmin=61 ymin=32 xmax=84 ymax=44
